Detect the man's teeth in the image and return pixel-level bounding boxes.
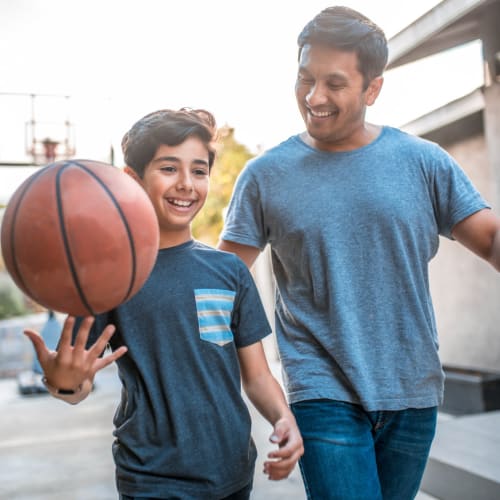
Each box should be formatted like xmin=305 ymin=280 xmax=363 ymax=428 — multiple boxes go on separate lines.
xmin=310 ymin=109 xmax=335 ymax=117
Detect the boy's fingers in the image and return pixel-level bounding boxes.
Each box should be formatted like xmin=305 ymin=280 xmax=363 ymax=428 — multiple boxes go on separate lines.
xmin=23 ymin=329 xmax=49 ymax=363
xmin=58 ymin=315 xmax=76 ymax=347
xmin=263 ymin=459 xmax=293 ymax=480
xmin=73 ymin=316 xmax=94 ymax=352
xmin=89 ymin=324 xmax=116 ymax=357
xmin=96 ymin=346 xmax=128 ymax=370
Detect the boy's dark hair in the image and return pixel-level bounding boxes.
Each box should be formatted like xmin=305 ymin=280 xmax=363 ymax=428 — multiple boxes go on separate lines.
xmin=122 ymin=108 xmax=217 ymax=178
xmin=297 ymin=6 xmax=388 ymax=89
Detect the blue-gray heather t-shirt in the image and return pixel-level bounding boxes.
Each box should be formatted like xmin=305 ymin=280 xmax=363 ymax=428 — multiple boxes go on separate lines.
xmin=221 ymin=126 xmax=489 ymax=411
xmin=83 ymin=240 xmax=271 ymax=498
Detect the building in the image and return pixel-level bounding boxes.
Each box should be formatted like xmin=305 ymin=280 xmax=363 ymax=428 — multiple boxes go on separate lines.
xmin=388 ymin=0 xmax=500 ymax=373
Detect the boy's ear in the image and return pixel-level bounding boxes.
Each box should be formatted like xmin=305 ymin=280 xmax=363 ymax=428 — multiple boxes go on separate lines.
xmin=124 ymin=166 xmax=142 ymax=184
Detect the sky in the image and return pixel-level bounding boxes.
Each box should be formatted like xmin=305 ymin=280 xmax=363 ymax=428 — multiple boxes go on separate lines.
xmin=0 ymin=0 xmax=484 ymax=186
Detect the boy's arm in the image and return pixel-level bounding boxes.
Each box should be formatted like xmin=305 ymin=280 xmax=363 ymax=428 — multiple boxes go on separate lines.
xmin=24 ymin=315 xmax=127 ymax=405
xmin=237 ymin=341 xmax=304 ymax=480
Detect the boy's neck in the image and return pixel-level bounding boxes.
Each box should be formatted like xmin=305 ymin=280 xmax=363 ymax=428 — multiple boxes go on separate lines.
xmin=159 ymin=228 xmax=193 ymax=249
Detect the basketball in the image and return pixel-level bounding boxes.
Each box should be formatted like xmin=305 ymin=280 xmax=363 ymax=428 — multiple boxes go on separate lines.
xmin=0 ymin=159 xmax=159 ymax=316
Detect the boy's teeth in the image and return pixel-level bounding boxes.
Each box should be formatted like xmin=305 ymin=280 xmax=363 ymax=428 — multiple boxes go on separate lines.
xmin=172 ymin=199 xmax=191 ymax=207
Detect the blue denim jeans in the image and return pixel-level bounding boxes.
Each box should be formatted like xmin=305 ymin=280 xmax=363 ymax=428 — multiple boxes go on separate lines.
xmin=291 ymin=399 xmax=437 ymax=500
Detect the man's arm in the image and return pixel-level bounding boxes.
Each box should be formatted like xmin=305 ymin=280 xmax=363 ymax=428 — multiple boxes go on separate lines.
xmin=217 ymin=240 xmax=261 ymax=269
xmin=452 ymin=208 xmax=500 ymax=271
xmin=237 ymin=342 xmax=304 ymax=480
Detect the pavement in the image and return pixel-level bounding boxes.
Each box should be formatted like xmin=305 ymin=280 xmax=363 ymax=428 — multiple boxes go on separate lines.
xmin=0 ymin=361 xmax=306 ymax=500
xmin=0 ymin=360 xmax=436 ymax=500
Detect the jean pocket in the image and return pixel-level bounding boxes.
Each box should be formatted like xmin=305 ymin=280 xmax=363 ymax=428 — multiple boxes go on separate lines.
xmin=194 ymin=288 xmax=236 ymax=346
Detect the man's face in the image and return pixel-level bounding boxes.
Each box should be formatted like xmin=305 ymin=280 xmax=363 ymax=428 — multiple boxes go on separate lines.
xmin=295 ymin=43 xmax=382 ymax=151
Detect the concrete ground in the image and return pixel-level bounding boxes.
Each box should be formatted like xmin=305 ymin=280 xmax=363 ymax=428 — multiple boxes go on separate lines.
xmin=0 ymin=361 xmax=435 ymax=500
xmin=0 ymin=362 xmax=306 ymax=500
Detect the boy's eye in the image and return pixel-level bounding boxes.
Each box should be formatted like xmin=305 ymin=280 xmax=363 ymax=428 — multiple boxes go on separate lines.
xmin=160 ymin=165 xmax=176 ymax=172
xmin=194 ymin=168 xmax=209 ymax=176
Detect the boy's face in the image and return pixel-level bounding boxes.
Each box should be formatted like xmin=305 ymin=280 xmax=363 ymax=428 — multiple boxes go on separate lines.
xmin=139 ymin=137 xmax=210 ymax=247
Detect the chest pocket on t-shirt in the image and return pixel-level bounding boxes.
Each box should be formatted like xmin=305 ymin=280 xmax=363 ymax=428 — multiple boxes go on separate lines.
xmin=194 ymin=289 xmax=236 ymax=346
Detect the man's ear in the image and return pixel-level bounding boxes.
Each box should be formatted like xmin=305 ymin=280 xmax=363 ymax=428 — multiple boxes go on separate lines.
xmin=124 ymin=166 xmax=142 ymax=184
xmin=365 ymin=76 xmax=384 ymax=107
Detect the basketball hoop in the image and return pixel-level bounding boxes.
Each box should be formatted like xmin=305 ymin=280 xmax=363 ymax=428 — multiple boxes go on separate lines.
xmin=24 ymin=94 xmax=76 ymax=165
xmin=42 ymin=138 xmax=59 ymax=163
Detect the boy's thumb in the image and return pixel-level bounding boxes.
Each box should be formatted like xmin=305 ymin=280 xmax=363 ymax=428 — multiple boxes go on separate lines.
xmin=24 ymin=329 xmax=46 ymax=358
xmin=270 ymin=420 xmax=288 ymax=444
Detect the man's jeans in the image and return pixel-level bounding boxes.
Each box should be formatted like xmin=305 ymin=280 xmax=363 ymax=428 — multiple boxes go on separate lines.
xmin=291 ymin=399 xmax=437 ymax=500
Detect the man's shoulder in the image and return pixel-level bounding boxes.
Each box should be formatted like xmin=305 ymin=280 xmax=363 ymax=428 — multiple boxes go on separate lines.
xmin=383 ymin=125 xmax=441 ymax=151
xmin=242 ymin=135 xmax=303 ymax=178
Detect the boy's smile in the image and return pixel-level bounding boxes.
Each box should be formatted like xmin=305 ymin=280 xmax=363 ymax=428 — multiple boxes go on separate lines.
xmin=138 ymin=137 xmax=210 ymax=248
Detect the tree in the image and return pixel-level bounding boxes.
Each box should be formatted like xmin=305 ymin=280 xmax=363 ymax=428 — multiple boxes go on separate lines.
xmin=192 ymin=125 xmax=255 ymax=246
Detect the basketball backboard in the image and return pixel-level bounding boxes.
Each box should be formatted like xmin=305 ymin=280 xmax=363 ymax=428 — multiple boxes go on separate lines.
xmin=0 ymin=92 xmax=75 ymax=166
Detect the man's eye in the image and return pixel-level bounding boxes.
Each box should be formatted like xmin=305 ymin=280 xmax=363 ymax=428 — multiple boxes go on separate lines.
xmin=297 ymin=75 xmax=313 ymax=85
xmin=194 ymin=168 xmax=209 ymax=176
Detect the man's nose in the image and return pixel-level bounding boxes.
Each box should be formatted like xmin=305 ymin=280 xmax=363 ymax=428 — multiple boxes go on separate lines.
xmin=306 ymin=83 xmax=327 ymax=106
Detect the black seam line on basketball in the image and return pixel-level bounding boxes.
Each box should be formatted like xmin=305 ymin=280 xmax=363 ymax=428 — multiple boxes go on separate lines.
xmin=8 ymin=166 xmax=51 ymax=298
xmin=56 ymin=162 xmax=96 ymax=316
xmin=71 ymin=160 xmax=137 ymax=302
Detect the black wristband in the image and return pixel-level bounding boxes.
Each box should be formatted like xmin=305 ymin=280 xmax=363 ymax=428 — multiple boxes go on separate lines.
xmin=42 ymin=376 xmax=83 ymax=395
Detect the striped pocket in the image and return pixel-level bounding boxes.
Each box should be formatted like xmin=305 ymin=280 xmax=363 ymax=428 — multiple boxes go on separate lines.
xmin=194 ymin=289 xmax=236 ymax=346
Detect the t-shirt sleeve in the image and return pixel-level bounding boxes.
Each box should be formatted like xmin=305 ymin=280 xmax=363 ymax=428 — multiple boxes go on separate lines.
xmin=429 ymin=145 xmax=490 ymax=238
xmin=231 ymin=257 xmax=272 ymax=348
xmin=221 ymin=161 xmax=268 ymax=250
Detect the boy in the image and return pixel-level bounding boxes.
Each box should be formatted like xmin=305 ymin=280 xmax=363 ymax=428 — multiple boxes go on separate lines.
xmin=25 ymin=108 xmax=303 ymax=499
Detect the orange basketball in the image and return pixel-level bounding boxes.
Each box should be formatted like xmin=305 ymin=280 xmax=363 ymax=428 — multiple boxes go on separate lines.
xmin=1 ymin=159 xmax=159 ymax=316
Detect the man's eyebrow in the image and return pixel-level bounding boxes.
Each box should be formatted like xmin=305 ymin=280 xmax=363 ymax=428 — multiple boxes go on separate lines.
xmin=325 ymin=72 xmax=348 ymax=81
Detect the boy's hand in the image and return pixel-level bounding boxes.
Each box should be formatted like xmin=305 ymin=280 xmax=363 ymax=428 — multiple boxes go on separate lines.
xmin=24 ymin=315 xmax=127 ymax=392
xmin=263 ymin=416 xmax=304 ymax=480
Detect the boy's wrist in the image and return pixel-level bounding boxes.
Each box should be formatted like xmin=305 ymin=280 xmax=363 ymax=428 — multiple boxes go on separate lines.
xmin=42 ymin=376 xmax=83 ymax=395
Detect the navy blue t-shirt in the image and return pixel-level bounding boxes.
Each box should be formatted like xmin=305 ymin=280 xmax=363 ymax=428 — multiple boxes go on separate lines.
xmin=84 ymin=240 xmax=271 ymax=498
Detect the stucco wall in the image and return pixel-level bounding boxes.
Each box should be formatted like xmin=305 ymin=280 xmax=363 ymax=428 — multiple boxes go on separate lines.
xmin=429 ymin=134 xmax=500 ymax=371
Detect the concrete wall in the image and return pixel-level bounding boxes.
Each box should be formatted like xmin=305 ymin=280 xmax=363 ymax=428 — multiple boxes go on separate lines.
xmin=429 ymin=133 xmax=500 ymax=372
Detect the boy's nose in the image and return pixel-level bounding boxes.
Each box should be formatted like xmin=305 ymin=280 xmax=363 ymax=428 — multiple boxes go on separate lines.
xmin=177 ymin=172 xmax=194 ymax=191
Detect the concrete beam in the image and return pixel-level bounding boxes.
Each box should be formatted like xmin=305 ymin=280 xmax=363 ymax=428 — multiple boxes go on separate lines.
xmin=402 ymin=88 xmax=484 ymax=136
xmin=387 ymin=0 xmax=490 ymax=69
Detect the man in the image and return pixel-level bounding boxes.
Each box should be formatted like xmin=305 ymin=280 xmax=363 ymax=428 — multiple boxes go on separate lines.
xmin=219 ymin=6 xmax=500 ymax=500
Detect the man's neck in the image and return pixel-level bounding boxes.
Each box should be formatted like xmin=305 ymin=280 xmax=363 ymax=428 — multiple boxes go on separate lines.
xmin=303 ymin=123 xmax=382 ymax=152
